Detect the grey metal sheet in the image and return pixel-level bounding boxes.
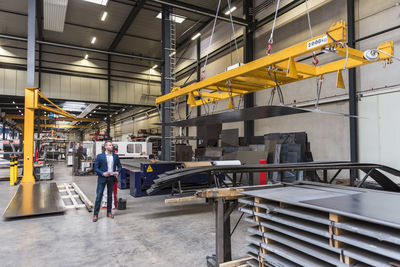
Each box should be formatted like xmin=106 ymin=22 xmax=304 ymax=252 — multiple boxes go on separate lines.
xmin=247 ymin=200 xmax=331 ymax=225
xmin=336 ymin=233 xmax=400 ymax=261
xmin=247 ymin=217 xmax=339 ymax=254
xmin=159 ymin=105 xmax=310 ymax=127
xmin=344 ymin=247 xmax=399 ymax=267
xmin=220 ymin=129 xmax=239 ymax=147
xmin=247 ymin=238 xmax=332 ymax=267
xmin=243 ymin=186 xmax=360 ymax=203
xmin=257 ymin=232 xmax=344 ymax=266
xmin=3 ymin=182 xmax=65 ymax=219
xmin=246 ymin=245 xmax=301 ymax=267
xmin=302 ymin=191 xmax=400 ymax=229
xmin=335 ymin=220 xmax=400 ymax=245
xmin=240 ymin=207 xmax=331 ymax=238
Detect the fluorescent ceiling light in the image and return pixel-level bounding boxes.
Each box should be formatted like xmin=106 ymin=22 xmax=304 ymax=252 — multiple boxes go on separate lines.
xmin=152 ymin=65 xmax=158 ymax=69
xmin=191 ymin=33 xmax=201 ymax=40
xmin=156 ymin=12 xmax=186 ymax=23
xmin=84 ymin=54 xmax=89 ymax=59
xmin=91 ymin=37 xmax=96 ymax=44
xmin=225 ymin=6 xmax=237 ymax=15
xmin=101 ymin=11 xmax=108 ymax=21
xmin=84 ymin=0 xmax=108 ymax=6
xmin=12 ymin=101 xmax=15 ymax=104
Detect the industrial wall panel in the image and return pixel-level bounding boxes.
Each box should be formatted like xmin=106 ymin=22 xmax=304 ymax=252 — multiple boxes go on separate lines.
xmin=60 ymin=75 xmax=71 ymax=99
xmin=358 ymin=90 xmax=400 ymax=183
xmin=70 ymin=76 xmax=81 ymax=100
xmin=0 ymin=68 xmax=5 ymax=95
xmin=89 ymin=79 xmax=99 ymax=101
xmin=126 ymin=82 xmax=134 ymax=103
xmin=118 ymin=81 xmax=127 ymax=104
xmin=134 ymin=83 xmax=143 ymax=104
xmin=17 ymin=70 xmax=25 ymax=95
xmin=50 ymin=74 xmax=61 ymax=99
xmin=41 ymin=73 xmax=50 ymax=96
xmin=16 ymin=70 xmax=25 ymax=96
xmin=4 ymin=69 xmax=17 ymax=96
xmin=99 ymin=80 xmax=108 ymax=102
xmin=110 ymin=81 xmax=118 ymax=103
xmin=80 ymin=77 xmax=91 ymax=101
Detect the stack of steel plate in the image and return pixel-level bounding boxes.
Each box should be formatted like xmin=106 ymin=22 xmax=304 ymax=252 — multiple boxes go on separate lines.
xmin=238 ymin=183 xmax=400 ymax=267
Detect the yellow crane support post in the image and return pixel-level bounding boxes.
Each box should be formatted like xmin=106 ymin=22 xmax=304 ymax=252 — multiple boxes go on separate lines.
xmin=156 ymin=21 xmax=394 ymax=109
xmin=21 ymin=88 xmax=82 ymax=184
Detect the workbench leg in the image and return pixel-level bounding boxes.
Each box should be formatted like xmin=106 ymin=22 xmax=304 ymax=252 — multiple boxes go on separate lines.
xmin=215 ymin=199 xmax=232 ymax=264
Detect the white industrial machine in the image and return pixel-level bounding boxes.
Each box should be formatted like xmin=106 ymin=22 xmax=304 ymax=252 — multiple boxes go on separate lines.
xmin=94 ymin=141 xmax=152 ymax=159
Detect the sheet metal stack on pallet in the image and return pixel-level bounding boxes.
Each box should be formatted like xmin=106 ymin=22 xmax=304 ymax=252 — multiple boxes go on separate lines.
xmin=238 ymin=183 xmax=400 ymax=267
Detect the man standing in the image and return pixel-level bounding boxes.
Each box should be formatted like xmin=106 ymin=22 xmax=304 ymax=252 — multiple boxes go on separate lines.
xmin=93 ymin=140 xmax=122 ymax=222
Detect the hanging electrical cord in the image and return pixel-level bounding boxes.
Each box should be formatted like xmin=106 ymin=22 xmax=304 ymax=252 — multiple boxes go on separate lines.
xmin=267 ymin=67 xmax=284 ymax=104
xmin=266 ymin=0 xmax=280 ymax=55
xmin=315 ymin=76 xmax=324 ymax=110
xmin=268 ymin=87 xmax=276 ymax=105
xmin=237 ymin=95 xmax=244 ymax=109
xmin=202 ymin=0 xmax=222 ymax=78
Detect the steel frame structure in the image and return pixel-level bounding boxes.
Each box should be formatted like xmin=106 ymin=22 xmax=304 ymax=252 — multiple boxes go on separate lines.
xmin=22 ymin=88 xmax=85 ymax=183
xmin=156 ymin=21 xmax=394 ymax=109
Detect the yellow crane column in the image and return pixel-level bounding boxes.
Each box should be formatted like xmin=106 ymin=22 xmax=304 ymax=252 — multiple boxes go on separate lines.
xmin=21 ymin=88 xmax=38 ymax=183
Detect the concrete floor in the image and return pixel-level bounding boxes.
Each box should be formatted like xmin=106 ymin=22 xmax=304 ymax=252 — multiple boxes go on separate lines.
xmin=0 ymin=162 xmax=250 ymax=267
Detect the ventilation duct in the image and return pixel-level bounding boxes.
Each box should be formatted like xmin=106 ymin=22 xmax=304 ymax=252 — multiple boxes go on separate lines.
xmin=44 ymin=0 xmax=68 ymax=32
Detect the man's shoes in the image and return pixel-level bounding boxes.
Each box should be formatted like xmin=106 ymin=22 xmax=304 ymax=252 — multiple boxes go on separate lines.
xmin=93 ymin=216 xmax=98 ymax=222
xmin=107 ymin=213 xmax=114 ymax=219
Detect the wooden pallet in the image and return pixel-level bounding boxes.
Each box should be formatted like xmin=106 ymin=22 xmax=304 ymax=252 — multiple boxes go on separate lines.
xmin=58 ymin=183 xmax=94 ymax=211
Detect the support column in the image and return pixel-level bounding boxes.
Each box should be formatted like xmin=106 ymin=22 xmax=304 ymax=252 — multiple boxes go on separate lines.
xmin=22 ymin=0 xmax=36 ymax=183
xmin=196 ymin=37 xmax=201 ymax=117
xmin=243 ymin=0 xmax=254 ymax=146
xmin=107 ymin=54 xmax=111 ymax=139
xmin=37 ymin=44 xmax=42 ymax=136
xmin=347 ymin=0 xmax=358 ymax=184
xmin=161 ymin=5 xmax=171 ymax=160
xmin=2 ymin=121 xmax=5 ymax=140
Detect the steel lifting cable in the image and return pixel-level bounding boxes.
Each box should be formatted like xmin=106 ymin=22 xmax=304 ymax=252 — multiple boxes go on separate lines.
xmin=266 ymin=0 xmax=280 ymax=55
xmin=202 ymin=0 xmax=222 ymax=79
xmin=226 ymin=0 xmax=241 ymax=65
xmin=305 ymin=0 xmax=319 ymax=66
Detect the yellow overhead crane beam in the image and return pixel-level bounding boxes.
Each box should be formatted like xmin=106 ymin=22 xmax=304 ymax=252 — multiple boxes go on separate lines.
xmin=155 ymin=21 xmax=394 ymax=108
xmin=5 ymin=114 xmax=100 ymax=122
xmin=16 ymin=123 xmax=93 ymax=129
xmin=21 ymin=88 xmax=91 ymax=184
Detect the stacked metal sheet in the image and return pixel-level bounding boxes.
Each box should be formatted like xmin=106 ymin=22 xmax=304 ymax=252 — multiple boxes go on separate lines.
xmin=238 ymin=183 xmax=400 ymax=267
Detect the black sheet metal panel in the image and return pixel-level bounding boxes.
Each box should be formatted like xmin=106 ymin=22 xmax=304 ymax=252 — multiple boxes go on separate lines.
xmin=244 ymin=184 xmax=400 ymax=229
xmin=302 ymin=191 xmax=400 ymax=230
xmin=220 ymin=129 xmax=239 ymax=147
xmin=146 ymin=162 xmax=400 ymax=195
xmin=161 ymin=105 xmax=310 ymax=127
xmin=3 ymin=182 xmax=65 ymax=219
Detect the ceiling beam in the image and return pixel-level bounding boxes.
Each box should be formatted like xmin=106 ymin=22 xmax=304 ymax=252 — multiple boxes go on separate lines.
xmin=108 ymin=0 xmax=146 ymax=51
xmin=150 ymin=0 xmax=247 ymax=26
xmin=0 ymin=8 xmax=161 ymax=43
xmin=0 ymin=33 xmax=161 ymax=62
